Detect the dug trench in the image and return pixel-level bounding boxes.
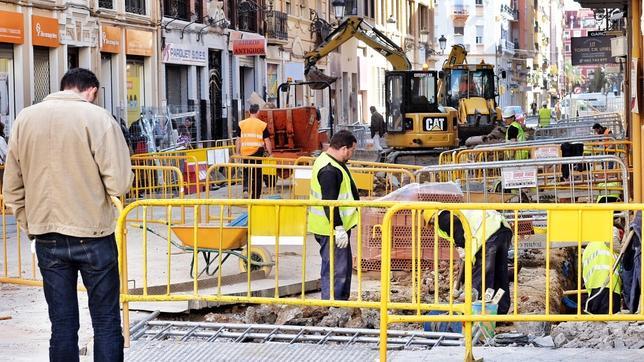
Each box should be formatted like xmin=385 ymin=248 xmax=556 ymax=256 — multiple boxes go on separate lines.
xmin=153 ymin=245 xmax=644 ymax=348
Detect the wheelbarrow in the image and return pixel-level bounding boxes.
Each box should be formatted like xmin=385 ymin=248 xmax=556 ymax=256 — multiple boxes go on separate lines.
xmin=135 ymin=223 xmax=273 ymax=279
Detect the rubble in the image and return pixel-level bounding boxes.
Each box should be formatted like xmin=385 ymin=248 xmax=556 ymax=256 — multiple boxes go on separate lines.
xmin=551 ymin=321 xmax=644 ymax=349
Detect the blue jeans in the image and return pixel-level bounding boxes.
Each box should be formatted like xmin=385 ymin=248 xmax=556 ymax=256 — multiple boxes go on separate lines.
xmin=35 ymin=233 xmax=124 ymax=362
xmin=315 ymin=231 xmax=352 ymax=300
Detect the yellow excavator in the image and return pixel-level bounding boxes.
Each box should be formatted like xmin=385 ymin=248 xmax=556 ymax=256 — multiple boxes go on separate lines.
xmin=438 ymin=45 xmax=506 ymax=143
xmin=304 ymin=16 xmax=459 ymax=164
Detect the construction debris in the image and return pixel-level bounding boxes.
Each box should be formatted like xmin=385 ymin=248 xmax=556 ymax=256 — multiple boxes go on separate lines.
xmin=551 ymin=321 xmax=644 ymax=349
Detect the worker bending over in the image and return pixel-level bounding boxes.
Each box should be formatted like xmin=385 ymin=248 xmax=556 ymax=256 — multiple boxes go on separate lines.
xmin=592 ymin=123 xmax=612 ymax=136
xmin=434 ymin=210 xmax=513 ymax=314
xmin=308 ymin=130 xmax=359 ymax=300
xmin=582 ymin=240 xmax=622 ymax=314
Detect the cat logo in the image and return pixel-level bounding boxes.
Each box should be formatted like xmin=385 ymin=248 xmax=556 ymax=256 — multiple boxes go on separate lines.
xmin=423 ymin=117 xmax=447 ymax=131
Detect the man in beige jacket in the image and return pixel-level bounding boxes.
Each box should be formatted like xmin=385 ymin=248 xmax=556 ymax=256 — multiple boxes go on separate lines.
xmin=3 ymin=68 xmax=132 ymax=362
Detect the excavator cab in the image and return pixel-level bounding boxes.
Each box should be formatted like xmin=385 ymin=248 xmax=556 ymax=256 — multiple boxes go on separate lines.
xmin=385 ymin=71 xmax=458 ymax=149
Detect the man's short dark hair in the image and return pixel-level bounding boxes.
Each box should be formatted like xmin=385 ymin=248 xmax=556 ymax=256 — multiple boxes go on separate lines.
xmin=249 ymin=104 xmax=260 ymax=114
xmin=592 ymin=123 xmax=602 ymax=130
xmin=370 ymin=106 xmax=376 ymax=112
xmin=60 ymin=68 xmax=99 ymax=92
xmin=329 ymin=130 xmax=357 ymax=149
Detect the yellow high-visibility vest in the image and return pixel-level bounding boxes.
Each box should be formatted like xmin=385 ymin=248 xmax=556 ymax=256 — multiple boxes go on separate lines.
xmin=538 ymin=108 xmax=552 ymax=127
xmin=434 ymin=210 xmax=509 ymax=264
xmin=307 ymin=152 xmax=358 ymax=236
xmin=582 ymin=241 xmax=621 ymax=294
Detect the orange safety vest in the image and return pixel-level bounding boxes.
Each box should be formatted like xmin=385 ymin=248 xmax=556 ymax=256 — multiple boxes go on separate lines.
xmin=239 ymin=117 xmax=267 ymax=156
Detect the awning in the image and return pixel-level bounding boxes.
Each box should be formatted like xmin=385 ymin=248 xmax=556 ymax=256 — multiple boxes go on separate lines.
xmin=575 ymin=0 xmax=629 ymax=8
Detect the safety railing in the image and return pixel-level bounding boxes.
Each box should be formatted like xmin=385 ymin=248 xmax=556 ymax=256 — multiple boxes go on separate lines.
xmin=125 ymin=165 xmax=186 ymax=224
xmin=115 ymin=198 xmax=644 ymax=360
xmin=472 ymin=135 xmax=616 ymax=149
xmin=416 ymin=155 xmax=629 ymax=205
xmin=556 ymin=112 xmax=622 ymax=124
xmin=449 ymin=141 xmax=632 ymax=170
xmin=203 ymin=162 xmax=416 ymax=222
xmin=535 ymin=118 xmax=624 ymax=140
xmin=0 ymin=196 xmax=123 ymax=287
xmin=294 ymin=156 xmax=422 ymax=172
xmin=379 ymin=202 xmax=644 ymax=360
xmin=116 ymin=198 xmax=461 ymax=348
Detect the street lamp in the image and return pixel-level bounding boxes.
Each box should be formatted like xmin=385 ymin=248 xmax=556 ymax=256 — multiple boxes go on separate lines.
xmin=332 ymin=0 xmax=345 ymax=21
xmin=438 ymin=34 xmax=447 ymax=54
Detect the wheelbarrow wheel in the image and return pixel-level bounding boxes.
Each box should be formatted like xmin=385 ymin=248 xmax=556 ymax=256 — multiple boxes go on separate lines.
xmin=239 ymin=246 xmax=273 ymax=276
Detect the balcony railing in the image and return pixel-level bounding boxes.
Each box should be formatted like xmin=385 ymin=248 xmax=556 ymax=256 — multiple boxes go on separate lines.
xmin=501 ymin=4 xmax=518 ymax=21
xmin=265 ymin=11 xmax=288 ymax=42
xmin=502 ymin=39 xmax=515 ymax=52
xmin=126 ymin=0 xmax=146 ymax=15
xmin=98 ymin=0 xmax=113 ymax=9
xmin=164 ymin=0 xmax=189 ymax=20
xmin=452 ymin=4 xmax=469 ymax=16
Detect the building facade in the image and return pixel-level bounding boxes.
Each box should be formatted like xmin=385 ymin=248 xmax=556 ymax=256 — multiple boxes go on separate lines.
xmin=0 ymin=0 xmax=161 ymax=136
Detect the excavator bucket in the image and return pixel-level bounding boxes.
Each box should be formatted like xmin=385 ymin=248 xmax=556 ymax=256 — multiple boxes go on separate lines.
xmin=304 ymin=66 xmax=337 ymax=89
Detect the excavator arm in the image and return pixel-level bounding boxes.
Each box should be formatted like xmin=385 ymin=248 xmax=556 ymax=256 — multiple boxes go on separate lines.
xmin=304 ymin=16 xmax=412 ymax=82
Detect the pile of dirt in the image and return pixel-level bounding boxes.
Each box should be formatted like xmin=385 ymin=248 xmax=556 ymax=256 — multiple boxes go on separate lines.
xmin=551 ymin=321 xmax=644 ymax=349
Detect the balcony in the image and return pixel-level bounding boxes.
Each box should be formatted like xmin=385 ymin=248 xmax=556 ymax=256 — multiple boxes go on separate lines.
xmin=265 ymin=11 xmax=288 ymax=44
xmin=451 ymin=4 xmax=469 ymax=21
xmin=126 ymin=0 xmax=146 ymax=15
xmin=501 ymin=4 xmax=518 ymax=21
xmin=501 ymin=39 xmax=515 ymax=54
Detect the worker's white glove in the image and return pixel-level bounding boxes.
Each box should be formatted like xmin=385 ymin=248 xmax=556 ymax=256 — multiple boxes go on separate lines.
xmin=334 ymin=226 xmax=349 ymax=249
xmin=457 ymin=247 xmax=466 ymax=260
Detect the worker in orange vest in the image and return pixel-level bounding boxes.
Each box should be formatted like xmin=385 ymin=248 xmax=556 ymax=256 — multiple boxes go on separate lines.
xmin=236 ymin=103 xmax=272 ymax=199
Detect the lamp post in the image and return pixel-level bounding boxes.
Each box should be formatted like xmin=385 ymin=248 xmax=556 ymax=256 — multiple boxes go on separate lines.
xmin=438 ymin=34 xmax=447 ymax=54
xmin=332 ymin=0 xmax=345 ymax=21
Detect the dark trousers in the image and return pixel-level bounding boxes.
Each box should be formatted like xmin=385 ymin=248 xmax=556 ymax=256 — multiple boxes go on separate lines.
xmin=35 ymin=233 xmax=124 ymax=362
xmin=315 ymin=231 xmax=352 ymax=300
xmin=242 ymin=157 xmax=263 ymax=199
xmin=587 ymin=288 xmax=621 ymax=314
xmin=472 ymin=227 xmax=512 ymax=315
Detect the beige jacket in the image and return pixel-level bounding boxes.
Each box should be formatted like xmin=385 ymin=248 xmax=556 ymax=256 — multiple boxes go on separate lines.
xmin=3 ymin=91 xmax=133 ymax=237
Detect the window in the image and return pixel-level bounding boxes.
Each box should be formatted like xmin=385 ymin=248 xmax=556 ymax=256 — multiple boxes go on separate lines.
xmin=126 ymin=58 xmax=145 ymax=123
xmin=565 ymin=44 xmax=570 ymax=52
xmin=164 ymin=0 xmax=189 ymax=20
xmin=126 ymin=0 xmax=146 ymax=15
xmin=419 ymin=4 xmax=429 ymax=32
xmin=454 ymin=26 xmax=464 ymax=35
xmin=285 ymin=1 xmax=291 ymax=14
xmin=0 ymin=45 xmax=15 ymax=135
xmin=99 ymin=0 xmax=113 ymax=9
xmin=385 ymin=74 xmax=404 ymax=132
xmin=475 ymin=0 xmax=483 ymax=5
xmin=409 ymin=72 xmax=437 ymax=111
xmin=476 ymin=25 xmax=483 ymax=44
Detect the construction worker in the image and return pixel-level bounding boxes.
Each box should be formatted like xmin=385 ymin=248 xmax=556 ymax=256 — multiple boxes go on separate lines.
xmin=307 ymin=130 xmax=359 ymax=300
xmin=433 ymin=210 xmax=513 ymax=314
xmin=538 ymin=102 xmax=552 ymax=127
xmin=582 ymin=240 xmax=622 ymax=314
xmin=592 ymin=123 xmax=612 ymax=136
xmin=236 ymin=103 xmax=272 ymax=199
xmin=503 ymin=109 xmax=528 ymax=160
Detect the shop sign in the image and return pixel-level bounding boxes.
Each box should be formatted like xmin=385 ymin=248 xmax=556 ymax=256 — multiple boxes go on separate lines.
xmin=126 ymin=29 xmax=153 ymax=56
xmin=100 ymin=25 xmax=121 ymax=53
xmin=32 ymin=15 xmax=59 ymax=47
xmin=0 ymin=11 xmax=24 ymax=44
xmin=162 ymin=43 xmax=207 ymax=66
xmin=571 ymin=36 xmax=616 ymax=66
xmin=232 ymin=39 xmax=266 ymax=56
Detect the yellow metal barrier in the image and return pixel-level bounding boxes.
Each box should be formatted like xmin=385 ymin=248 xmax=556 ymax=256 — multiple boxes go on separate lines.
xmin=379 ymin=202 xmax=644 ymax=361
xmin=125 ymin=165 xmax=186 ymax=224
xmin=0 ymin=196 xmax=123 ymax=288
xmin=294 ymin=155 xmax=422 ymax=172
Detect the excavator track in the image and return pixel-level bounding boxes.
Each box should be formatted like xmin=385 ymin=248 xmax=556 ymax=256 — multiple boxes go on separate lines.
xmin=384 ymin=149 xmax=449 ymax=167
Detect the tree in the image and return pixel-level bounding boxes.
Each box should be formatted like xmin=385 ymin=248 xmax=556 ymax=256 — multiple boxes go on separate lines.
xmin=563 ymin=62 xmax=585 ymax=92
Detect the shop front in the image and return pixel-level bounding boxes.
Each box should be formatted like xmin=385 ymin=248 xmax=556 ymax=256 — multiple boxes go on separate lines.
xmin=0 ymin=10 xmax=23 ymax=133
xmin=99 ymin=24 xmax=122 ymax=117
xmin=125 ymin=28 xmax=153 ymax=124
xmin=31 ymin=14 xmax=59 ymax=104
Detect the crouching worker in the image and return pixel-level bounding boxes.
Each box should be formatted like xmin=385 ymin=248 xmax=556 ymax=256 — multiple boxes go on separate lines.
xmin=430 ymin=210 xmax=513 ymax=314
xmin=582 ymin=240 xmax=622 ymax=314
xmin=307 ymin=130 xmax=359 ymax=300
